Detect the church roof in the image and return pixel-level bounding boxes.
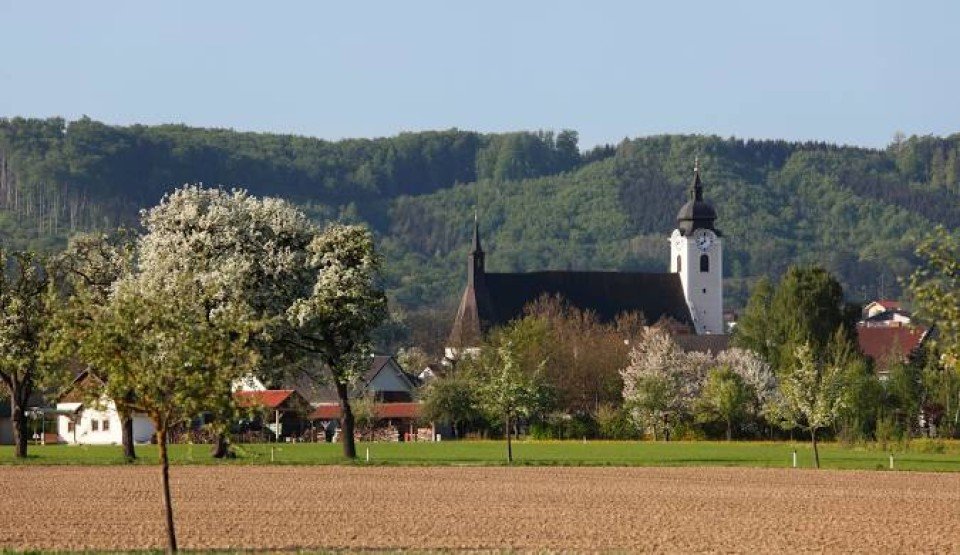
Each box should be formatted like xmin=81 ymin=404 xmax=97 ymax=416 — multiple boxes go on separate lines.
xmin=449 ymin=270 xmax=694 ymax=347
xmin=674 ymin=333 xmax=731 ymax=354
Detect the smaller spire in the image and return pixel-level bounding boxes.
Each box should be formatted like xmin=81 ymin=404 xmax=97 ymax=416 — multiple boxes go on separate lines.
xmin=691 ymin=157 xmax=704 ymax=201
xmin=471 ymin=212 xmax=483 ymax=255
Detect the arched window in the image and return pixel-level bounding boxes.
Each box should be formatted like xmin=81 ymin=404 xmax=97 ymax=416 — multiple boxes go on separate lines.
xmin=700 ymin=254 xmax=709 ymax=272
xmin=676 ymin=255 xmax=682 ymax=273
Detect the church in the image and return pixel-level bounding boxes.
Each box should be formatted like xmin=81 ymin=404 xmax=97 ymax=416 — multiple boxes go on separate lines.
xmin=446 ymin=160 xmax=725 ymax=357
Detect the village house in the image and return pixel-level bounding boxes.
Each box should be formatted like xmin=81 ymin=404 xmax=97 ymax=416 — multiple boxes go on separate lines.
xmin=855 ymin=300 xmax=931 ymax=379
xmin=55 ymin=371 xmax=155 ymax=445
xmin=235 ymin=355 xmax=429 ymax=442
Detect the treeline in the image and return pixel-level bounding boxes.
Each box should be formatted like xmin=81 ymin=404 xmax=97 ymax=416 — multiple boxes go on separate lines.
xmin=0 ymin=117 xmax=598 ymax=245
xmin=2 ymin=117 xmax=959 ymax=333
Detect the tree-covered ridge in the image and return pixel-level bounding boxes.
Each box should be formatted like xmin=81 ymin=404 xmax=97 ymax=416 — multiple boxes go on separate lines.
xmin=384 ymin=134 xmax=953 ymax=309
xmin=0 ymin=117 xmax=592 ymax=241
xmin=1 ymin=117 xmax=958 ymax=312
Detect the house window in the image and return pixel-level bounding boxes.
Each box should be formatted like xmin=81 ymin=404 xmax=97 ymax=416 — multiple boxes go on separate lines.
xmin=700 ymin=254 xmax=709 ymax=272
xmin=91 ymin=420 xmax=99 ymax=432
xmin=676 ymin=255 xmax=681 ymax=273
xmin=102 ymin=419 xmax=110 ymax=431
xmin=67 ymin=420 xmax=75 ymax=433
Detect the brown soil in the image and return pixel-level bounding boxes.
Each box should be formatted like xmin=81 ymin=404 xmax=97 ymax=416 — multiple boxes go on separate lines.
xmin=1 ymin=466 xmax=958 ymax=552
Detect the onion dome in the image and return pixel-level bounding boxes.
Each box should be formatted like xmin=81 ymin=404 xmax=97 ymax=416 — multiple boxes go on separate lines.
xmin=676 ymin=158 xmax=719 ymax=235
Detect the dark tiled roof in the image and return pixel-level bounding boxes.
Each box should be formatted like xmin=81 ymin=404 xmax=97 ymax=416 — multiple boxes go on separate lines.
xmin=673 ymin=333 xmax=731 ymax=354
xmin=449 ymin=270 xmax=693 ymax=347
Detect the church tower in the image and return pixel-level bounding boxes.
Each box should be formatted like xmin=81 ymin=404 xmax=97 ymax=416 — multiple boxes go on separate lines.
xmin=670 ymin=159 xmax=724 ymax=334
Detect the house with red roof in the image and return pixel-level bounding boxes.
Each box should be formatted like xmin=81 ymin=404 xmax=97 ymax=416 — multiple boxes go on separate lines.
xmin=856 ymin=300 xmax=930 ymax=379
xmin=233 ymin=389 xmax=313 ymax=442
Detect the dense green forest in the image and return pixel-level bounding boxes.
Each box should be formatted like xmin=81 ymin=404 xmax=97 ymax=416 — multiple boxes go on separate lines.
xmin=2 ymin=117 xmax=959 ymax=349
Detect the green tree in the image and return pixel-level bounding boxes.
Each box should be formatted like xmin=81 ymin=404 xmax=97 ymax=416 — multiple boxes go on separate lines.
xmin=0 ymin=250 xmax=58 ymax=458
xmin=910 ymin=226 xmax=960 ymax=398
xmin=56 ymin=231 xmax=137 ymax=459
xmin=732 ymin=276 xmax=774 ymax=362
xmin=421 ymin=373 xmax=478 ymax=439
xmin=473 ymin=321 xmax=548 ymax=463
xmin=698 ymin=366 xmax=750 ymax=441
xmin=738 ymin=266 xmax=856 ymax=375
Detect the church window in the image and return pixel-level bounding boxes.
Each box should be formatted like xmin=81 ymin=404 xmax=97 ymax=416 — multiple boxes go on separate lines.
xmin=676 ymin=256 xmax=681 ymax=273
xmin=700 ymin=254 xmax=709 ymax=272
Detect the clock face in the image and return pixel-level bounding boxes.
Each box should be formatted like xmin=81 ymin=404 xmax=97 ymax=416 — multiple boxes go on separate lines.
xmin=694 ymin=229 xmax=714 ymax=252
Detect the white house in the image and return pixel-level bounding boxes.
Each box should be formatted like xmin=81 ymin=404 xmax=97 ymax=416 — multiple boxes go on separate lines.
xmin=56 ymin=371 xmax=155 ymax=445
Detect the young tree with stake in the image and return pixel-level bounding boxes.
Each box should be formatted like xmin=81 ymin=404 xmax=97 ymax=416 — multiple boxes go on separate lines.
xmin=770 ymin=342 xmax=846 ymax=468
xmin=77 ymin=273 xmax=258 ymax=553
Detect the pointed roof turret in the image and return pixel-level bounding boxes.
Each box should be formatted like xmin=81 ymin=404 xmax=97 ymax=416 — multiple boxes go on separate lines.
xmin=691 ymin=156 xmax=704 ymax=201
xmin=471 ymin=210 xmax=483 ymax=255
xmin=448 ymin=215 xmax=496 ymax=350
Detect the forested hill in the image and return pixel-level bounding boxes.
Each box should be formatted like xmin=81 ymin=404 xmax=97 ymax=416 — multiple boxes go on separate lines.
xmin=2 ymin=117 xmax=960 ymax=319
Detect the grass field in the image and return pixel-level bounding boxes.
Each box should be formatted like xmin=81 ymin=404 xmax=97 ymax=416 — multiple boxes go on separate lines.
xmin=2 ymin=439 xmax=960 ymax=471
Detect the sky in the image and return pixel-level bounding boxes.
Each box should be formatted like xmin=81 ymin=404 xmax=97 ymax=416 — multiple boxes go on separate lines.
xmin=1 ymin=1 xmax=957 ymax=149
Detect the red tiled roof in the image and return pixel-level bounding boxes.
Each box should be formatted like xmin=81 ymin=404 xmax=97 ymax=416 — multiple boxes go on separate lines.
xmin=857 ymin=325 xmax=927 ymax=366
xmin=234 ymin=390 xmax=295 ymax=409
xmin=876 ymin=299 xmax=901 ymax=310
xmin=376 ymin=402 xmax=423 ymax=419
xmin=308 ymin=402 xmax=423 ymax=421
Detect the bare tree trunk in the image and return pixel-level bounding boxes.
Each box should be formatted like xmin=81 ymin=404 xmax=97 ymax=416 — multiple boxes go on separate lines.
xmin=335 ymin=381 xmax=356 ymax=459
xmin=505 ymin=413 xmax=513 ymax=464
xmin=210 ymin=432 xmax=230 ymax=458
xmin=11 ymin=395 xmax=28 ymax=458
xmin=121 ymin=412 xmax=136 ymax=460
xmin=157 ymin=427 xmax=178 ymax=553
xmin=726 ymin=418 xmax=733 ymax=442
xmin=811 ymin=428 xmax=820 ymax=469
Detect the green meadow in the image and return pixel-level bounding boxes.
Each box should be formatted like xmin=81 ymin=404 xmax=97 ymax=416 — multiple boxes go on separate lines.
xmin=2 ymin=440 xmax=960 ymax=471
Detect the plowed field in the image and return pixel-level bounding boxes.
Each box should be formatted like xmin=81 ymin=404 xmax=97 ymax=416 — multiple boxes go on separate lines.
xmin=1 ymin=466 xmax=958 ymax=552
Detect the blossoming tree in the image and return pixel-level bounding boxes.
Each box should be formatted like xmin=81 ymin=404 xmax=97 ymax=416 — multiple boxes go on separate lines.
xmin=768 ymin=343 xmax=846 ymax=468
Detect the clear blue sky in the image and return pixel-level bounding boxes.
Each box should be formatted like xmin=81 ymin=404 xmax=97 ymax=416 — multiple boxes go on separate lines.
xmin=1 ymin=1 xmax=957 ymax=149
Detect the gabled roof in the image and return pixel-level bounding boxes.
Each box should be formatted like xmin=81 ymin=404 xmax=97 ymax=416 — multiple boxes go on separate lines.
xmin=57 ymin=369 xmax=105 ymax=404
xmin=364 ymin=355 xmax=420 ymax=389
xmin=308 ymin=401 xmax=423 ymax=421
xmin=300 ymin=356 xmax=420 ymax=403
xmin=234 ymin=390 xmax=296 ymax=410
xmin=449 ymin=270 xmax=694 ymax=347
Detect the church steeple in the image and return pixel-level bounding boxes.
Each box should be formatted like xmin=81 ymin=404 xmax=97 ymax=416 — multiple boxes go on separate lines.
xmin=448 ymin=213 xmax=495 ymax=354
xmin=468 ymin=211 xmax=485 ymax=285
xmin=676 ymin=157 xmax=719 ymax=235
